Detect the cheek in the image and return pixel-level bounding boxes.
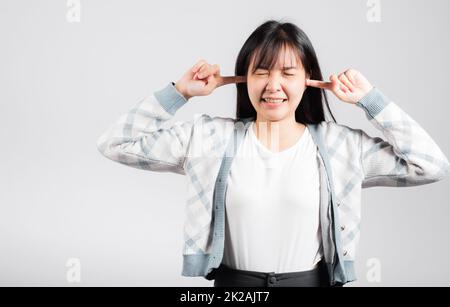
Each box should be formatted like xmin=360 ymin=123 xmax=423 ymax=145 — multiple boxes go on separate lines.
xmin=247 ymin=81 xmax=264 ymax=99
xmin=285 ymin=84 xmax=304 ymax=100
xmin=289 ymin=73 xmax=306 ymax=88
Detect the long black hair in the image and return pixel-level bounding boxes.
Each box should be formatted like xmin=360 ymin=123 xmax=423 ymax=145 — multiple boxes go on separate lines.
xmin=235 ymin=20 xmax=337 ymax=124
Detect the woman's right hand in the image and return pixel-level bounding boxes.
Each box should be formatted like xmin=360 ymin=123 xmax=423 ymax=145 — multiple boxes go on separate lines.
xmin=175 ymin=59 xmax=246 ymax=100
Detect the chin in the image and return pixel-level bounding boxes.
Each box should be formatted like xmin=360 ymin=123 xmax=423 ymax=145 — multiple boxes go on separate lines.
xmin=258 ymin=111 xmax=288 ymax=122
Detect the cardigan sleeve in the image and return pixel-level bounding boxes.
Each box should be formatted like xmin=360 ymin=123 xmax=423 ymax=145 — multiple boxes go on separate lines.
xmin=96 ymin=82 xmax=198 ymax=175
xmin=355 ymin=88 xmax=450 ymax=188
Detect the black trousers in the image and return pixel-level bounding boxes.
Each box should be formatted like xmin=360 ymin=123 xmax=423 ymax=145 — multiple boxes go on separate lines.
xmin=213 ymin=260 xmax=333 ymax=287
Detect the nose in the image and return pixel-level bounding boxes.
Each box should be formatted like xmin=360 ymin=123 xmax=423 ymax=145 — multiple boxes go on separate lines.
xmin=265 ymin=74 xmax=283 ymax=93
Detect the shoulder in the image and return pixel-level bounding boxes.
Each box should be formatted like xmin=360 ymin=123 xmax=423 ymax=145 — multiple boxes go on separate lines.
xmin=192 ymin=114 xmax=238 ymax=138
xmin=312 ymin=121 xmax=363 ymax=144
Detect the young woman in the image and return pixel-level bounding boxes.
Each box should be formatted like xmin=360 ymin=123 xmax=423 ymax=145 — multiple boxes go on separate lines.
xmin=97 ymin=20 xmax=450 ymax=287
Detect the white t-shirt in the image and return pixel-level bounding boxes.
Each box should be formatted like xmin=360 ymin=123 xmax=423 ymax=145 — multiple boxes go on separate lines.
xmin=222 ymin=121 xmax=323 ymax=273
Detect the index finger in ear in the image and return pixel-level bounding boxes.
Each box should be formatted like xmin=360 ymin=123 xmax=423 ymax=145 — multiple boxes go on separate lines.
xmin=306 ymin=79 xmax=333 ymax=90
xmin=217 ymin=76 xmax=247 ymax=87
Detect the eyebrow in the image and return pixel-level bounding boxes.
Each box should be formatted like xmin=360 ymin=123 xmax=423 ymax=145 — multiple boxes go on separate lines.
xmin=256 ymin=66 xmax=298 ymax=70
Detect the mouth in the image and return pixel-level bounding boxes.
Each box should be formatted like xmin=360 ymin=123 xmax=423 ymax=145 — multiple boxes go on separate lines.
xmin=260 ymin=97 xmax=288 ymax=107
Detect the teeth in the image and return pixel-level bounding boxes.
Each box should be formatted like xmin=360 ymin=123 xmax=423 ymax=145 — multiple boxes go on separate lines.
xmin=263 ymin=98 xmax=286 ymax=103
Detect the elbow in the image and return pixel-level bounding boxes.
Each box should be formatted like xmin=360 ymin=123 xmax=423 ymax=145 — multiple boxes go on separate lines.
xmin=437 ymin=161 xmax=450 ymax=181
xmin=96 ymin=134 xmax=115 ymax=160
xmin=96 ymin=135 xmax=107 ymax=157
xmin=399 ymin=161 xmax=450 ymax=186
xmin=434 ymin=155 xmax=450 ymax=181
xmin=421 ymin=161 xmax=450 ymax=183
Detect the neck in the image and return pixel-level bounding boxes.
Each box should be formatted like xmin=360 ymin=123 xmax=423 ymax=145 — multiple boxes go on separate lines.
xmin=253 ymin=115 xmax=305 ymax=152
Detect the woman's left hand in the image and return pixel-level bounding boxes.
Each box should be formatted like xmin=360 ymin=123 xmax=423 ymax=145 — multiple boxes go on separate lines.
xmin=306 ymin=69 xmax=374 ymax=104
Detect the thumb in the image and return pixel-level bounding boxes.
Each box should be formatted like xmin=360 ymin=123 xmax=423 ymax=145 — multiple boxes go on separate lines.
xmin=203 ymin=74 xmax=218 ymax=94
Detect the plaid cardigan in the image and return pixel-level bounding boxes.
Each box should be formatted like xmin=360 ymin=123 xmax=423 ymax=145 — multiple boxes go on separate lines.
xmin=96 ymin=82 xmax=450 ymax=286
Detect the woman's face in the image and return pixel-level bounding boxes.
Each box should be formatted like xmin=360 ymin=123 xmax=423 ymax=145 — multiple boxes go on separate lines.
xmin=246 ymin=46 xmax=308 ymax=122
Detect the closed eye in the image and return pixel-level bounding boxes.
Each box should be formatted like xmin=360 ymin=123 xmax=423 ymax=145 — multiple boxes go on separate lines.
xmin=255 ymin=72 xmax=295 ymax=76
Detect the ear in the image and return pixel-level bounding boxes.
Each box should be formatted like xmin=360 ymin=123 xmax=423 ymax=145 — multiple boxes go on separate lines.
xmin=305 ymin=72 xmax=310 ymax=88
xmin=305 ymin=70 xmax=311 ymax=80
